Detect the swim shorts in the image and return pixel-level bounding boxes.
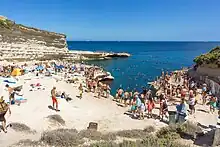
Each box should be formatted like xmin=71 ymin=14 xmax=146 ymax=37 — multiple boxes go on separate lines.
xmin=52 ymin=96 xmax=58 ymax=104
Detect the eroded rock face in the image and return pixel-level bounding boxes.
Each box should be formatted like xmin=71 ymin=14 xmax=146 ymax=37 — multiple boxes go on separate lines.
xmin=213 ymin=129 xmax=220 ymax=146
xmin=0 ymin=19 xmax=68 ymax=60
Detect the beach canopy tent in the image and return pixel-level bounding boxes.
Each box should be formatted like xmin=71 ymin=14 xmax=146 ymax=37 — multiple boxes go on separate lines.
xmin=36 ymin=65 xmax=44 ymax=71
xmin=11 ymin=68 xmax=22 ymax=76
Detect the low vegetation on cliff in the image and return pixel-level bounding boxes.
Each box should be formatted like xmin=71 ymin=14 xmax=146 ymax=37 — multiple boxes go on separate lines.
xmin=0 ymin=19 xmax=15 ymax=29
xmin=193 ymin=46 xmax=220 ymax=67
xmin=0 ymin=17 xmax=65 ymax=37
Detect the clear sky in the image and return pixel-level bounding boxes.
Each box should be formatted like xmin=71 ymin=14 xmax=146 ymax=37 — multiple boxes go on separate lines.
xmin=1 ymin=0 xmax=220 ymax=41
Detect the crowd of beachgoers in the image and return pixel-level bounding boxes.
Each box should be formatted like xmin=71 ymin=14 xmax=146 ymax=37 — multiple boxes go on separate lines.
xmin=114 ymin=69 xmax=220 ymax=123
xmin=0 ymin=60 xmax=114 ymax=133
xmin=0 ymin=60 xmax=219 ymax=136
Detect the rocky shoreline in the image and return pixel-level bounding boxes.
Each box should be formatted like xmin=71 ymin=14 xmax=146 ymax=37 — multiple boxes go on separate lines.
xmin=0 ymin=16 xmax=131 ymax=61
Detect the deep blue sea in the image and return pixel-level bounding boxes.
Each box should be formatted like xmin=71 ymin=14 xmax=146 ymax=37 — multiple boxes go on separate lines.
xmin=68 ymin=41 xmax=220 ymax=94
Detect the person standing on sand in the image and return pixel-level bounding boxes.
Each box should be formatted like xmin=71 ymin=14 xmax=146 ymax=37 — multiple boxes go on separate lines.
xmin=124 ymin=91 xmax=129 ymax=107
xmin=209 ymin=94 xmax=217 ymax=113
xmin=188 ymin=93 xmax=196 ymax=115
xmin=0 ymin=96 xmax=11 ymax=133
xmin=5 ymin=84 xmax=15 ymax=105
xmin=78 ymin=83 xmax=83 ymax=99
xmin=202 ymin=84 xmax=207 ymax=105
xmin=51 ymin=87 xmax=59 ymax=111
xmin=147 ymin=97 xmax=155 ymax=118
xmin=159 ymin=94 xmax=168 ymax=120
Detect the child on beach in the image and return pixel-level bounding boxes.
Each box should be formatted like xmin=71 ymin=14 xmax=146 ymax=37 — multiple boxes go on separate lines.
xmin=78 ymin=83 xmax=83 ymax=99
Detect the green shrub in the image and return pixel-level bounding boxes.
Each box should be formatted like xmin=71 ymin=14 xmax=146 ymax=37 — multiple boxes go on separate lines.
xmin=194 ymin=46 xmax=220 ymax=65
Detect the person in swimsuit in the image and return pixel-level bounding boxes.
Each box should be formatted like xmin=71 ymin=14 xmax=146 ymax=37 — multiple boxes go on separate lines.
xmin=0 ymin=96 xmax=11 ymax=133
xmin=5 ymin=84 xmax=15 ymax=105
xmin=147 ymin=97 xmax=155 ymax=118
xmin=92 ymin=80 xmax=97 ymax=93
xmin=188 ymin=94 xmax=196 ymax=115
xmin=209 ymin=95 xmax=217 ymax=113
xmin=124 ymin=91 xmax=129 ymax=107
xmin=202 ymin=84 xmax=207 ymax=105
xmin=129 ymin=92 xmax=133 ymax=106
xmin=118 ymin=88 xmax=124 ymax=103
xmin=51 ymin=87 xmax=59 ymax=111
xmin=159 ymin=94 xmax=168 ymax=120
xmin=78 ymin=83 xmax=83 ymax=99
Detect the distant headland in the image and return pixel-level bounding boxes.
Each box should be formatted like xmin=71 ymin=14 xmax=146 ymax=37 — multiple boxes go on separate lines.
xmin=0 ymin=16 xmax=130 ymax=61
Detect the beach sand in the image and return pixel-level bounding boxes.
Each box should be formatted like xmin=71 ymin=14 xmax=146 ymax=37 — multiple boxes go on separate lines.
xmin=0 ymin=73 xmax=166 ymax=147
xmin=0 ymin=71 xmax=218 ymax=147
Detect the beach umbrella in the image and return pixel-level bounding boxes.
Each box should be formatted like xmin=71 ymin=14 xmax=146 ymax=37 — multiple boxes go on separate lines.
xmin=36 ymin=65 xmax=44 ymax=71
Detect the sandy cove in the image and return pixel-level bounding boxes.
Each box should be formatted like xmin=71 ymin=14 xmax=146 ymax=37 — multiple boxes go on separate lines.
xmin=0 ymin=71 xmax=167 ymax=147
xmin=0 ymin=64 xmax=219 ymax=147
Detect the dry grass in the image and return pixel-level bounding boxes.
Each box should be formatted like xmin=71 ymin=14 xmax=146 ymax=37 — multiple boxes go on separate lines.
xmin=78 ymin=130 xmax=117 ymax=141
xmin=40 ymin=128 xmax=84 ymax=146
xmin=9 ymin=139 xmax=43 ymax=147
xmin=89 ymin=138 xmax=190 ymax=147
xmin=12 ymin=123 xmax=198 ymax=147
xmin=116 ymin=126 xmax=156 ymax=139
xmin=47 ymin=114 xmax=65 ymax=125
xmin=10 ymin=122 xmax=36 ymax=134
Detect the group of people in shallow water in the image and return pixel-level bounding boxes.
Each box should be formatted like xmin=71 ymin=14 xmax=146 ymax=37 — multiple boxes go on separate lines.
xmin=114 ymin=70 xmax=220 ymax=122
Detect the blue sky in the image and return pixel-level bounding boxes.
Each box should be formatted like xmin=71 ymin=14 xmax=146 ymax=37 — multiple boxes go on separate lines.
xmin=1 ymin=0 xmax=220 ymax=41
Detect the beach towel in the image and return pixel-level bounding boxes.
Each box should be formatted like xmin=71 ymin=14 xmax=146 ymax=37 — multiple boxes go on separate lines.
xmin=3 ymin=80 xmax=16 ymax=84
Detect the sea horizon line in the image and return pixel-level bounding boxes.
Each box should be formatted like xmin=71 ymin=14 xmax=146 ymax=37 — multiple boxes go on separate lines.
xmin=67 ymin=40 xmax=220 ymax=42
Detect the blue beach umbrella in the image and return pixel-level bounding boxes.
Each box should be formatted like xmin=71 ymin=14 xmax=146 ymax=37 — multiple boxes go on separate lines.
xmin=36 ymin=65 xmax=44 ymax=71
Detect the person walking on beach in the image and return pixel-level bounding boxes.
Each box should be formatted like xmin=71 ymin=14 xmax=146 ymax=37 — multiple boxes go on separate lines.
xmin=51 ymin=87 xmax=59 ymax=111
xmin=0 ymin=96 xmax=11 ymax=133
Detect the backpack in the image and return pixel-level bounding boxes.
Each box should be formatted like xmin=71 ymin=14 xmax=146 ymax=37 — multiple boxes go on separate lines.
xmin=0 ymin=102 xmax=8 ymax=115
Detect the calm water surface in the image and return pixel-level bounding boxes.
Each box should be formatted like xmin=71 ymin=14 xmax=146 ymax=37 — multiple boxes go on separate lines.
xmin=68 ymin=41 xmax=220 ymax=94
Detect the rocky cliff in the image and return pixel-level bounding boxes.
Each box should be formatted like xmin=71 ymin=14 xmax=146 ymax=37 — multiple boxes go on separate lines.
xmin=0 ymin=17 xmax=68 ymax=60
xmin=189 ymin=46 xmax=220 ymax=96
xmin=0 ymin=17 xmax=131 ymax=61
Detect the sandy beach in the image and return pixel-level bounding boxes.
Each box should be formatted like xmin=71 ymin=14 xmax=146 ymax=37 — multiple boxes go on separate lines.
xmin=0 ymin=61 xmax=218 ymax=147
xmin=0 ymin=63 xmax=165 ymax=147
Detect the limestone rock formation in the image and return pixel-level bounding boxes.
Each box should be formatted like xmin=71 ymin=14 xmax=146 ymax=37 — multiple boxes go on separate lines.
xmin=0 ymin=17 xmax=68 ymax=60
xmin=0 ymin=16 xmax=131 ymax=61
